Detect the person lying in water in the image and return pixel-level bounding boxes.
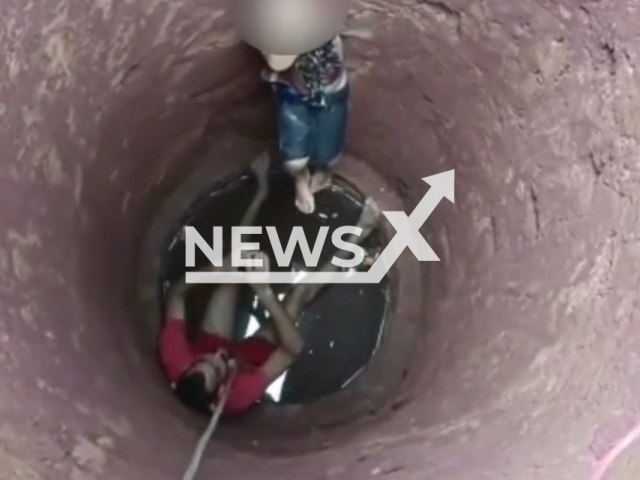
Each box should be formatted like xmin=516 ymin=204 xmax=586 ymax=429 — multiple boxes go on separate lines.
xmin=158 ymin=155 xmax=383 ymax=417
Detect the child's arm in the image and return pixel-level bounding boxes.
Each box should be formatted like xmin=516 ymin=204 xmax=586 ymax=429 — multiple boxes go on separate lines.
xmin=260 ymin=53 xmax=298 ymax=88
xmin=252 ymin=286 xmax=304 ymax=357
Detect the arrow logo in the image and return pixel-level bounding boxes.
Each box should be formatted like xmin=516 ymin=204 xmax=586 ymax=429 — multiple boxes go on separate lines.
xmin=186 ymin=169 xmax=455 ymax=284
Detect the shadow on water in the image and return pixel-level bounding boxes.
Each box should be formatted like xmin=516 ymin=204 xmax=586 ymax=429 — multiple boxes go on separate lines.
xmin=160 ymin=167 xmax=390 ymax=404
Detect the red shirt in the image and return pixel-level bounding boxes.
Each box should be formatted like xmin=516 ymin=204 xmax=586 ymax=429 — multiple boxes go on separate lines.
xmin=158 ymin=319 xmax=276 ymax=416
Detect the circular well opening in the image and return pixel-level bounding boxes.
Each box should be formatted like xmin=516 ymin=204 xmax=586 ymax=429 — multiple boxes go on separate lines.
xmin=159 ymin=168 xmax=392 ymax=405
xmin=135 ymin=141 xmax=423 ymax=452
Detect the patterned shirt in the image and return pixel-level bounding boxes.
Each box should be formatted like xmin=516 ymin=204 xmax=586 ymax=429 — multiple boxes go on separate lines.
xmin=293 ymin=36 xmax=346 ymax=104
xmin=262 ymin=36 xmax=347 ymax=106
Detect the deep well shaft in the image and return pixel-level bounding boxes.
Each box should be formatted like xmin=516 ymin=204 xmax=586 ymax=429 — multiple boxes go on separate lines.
xmin=2 ymin=1 xmax=640 ymax=479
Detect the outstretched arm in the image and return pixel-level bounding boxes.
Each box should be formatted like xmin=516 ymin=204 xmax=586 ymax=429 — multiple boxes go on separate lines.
xmin=168 ymin=152 xmax=271 ymax=320
xmin=242 ymin=252 xmax=304 ymax=383
xmin=251 ymin=288 xmax=303 ymax=385
xmin=253 ymin=286 xmax=304 ymax=358
xmin=245 ymin=251 xmax=304 ymax=357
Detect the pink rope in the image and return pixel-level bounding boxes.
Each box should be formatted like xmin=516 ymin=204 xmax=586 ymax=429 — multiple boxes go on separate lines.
xmin=590 ymin=420 xmax=640 ymax=480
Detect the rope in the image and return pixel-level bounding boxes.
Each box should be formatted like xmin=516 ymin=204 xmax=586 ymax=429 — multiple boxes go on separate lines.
xmin=181 ymin=369 xmax=236 ymax=480
xmin=590 ymin=419 xmax=640 ymax=480
xmin=173 ymin=361 xmax=640 ymax=480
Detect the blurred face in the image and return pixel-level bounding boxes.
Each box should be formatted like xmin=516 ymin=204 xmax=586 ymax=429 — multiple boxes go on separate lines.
xmin=189 ymin=351 xmax=229 ymax=394
xmin=230 ymin=0 xmax=350 ymax=55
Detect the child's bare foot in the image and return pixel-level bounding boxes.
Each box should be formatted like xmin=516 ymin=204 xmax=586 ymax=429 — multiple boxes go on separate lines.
xmin=310 ymin=171 xmax=332 ymax=193
xmin=357 ymin=198 xmax=382 ymax=233
xmin=294 ymin=169 xmax=315 ymax=214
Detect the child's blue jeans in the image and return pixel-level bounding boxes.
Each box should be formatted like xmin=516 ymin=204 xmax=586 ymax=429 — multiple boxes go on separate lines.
xmin=275 ymin=84 xmax=349 ymax=171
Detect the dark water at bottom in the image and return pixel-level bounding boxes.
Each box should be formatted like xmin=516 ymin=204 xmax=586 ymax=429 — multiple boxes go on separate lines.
xmin=160 ymin=168 xmax=390 ymax=404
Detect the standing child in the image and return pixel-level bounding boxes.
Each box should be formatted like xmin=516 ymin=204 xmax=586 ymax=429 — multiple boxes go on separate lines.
xmin=261 ymin=35 xmax=349 ymax=214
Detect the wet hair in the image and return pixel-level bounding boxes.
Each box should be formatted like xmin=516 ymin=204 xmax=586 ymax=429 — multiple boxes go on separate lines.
xmin=174 ymin=371 xmax=213 ymax=415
